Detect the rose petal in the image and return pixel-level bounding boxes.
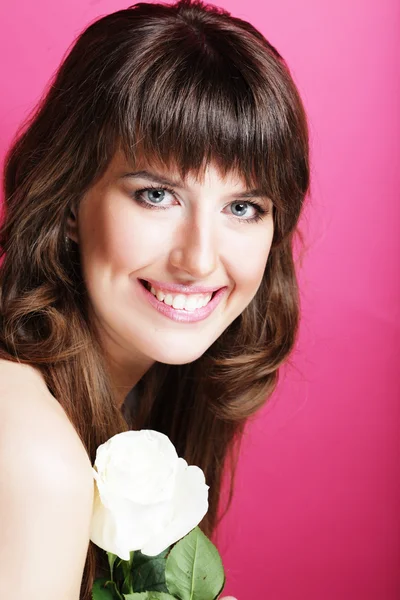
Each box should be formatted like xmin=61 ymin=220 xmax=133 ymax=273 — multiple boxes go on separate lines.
xmin=90 ymin=487 xmax=131 ymax=560
xmin=140 ymin=459 xmax=209 ymax=556
xmin=91 ymin=481 xmax=177 ymax=558
xmin=90 ymin=430 xmax=209 ymax=559
xmin=94 ymin=430 xmax=180 ymax=505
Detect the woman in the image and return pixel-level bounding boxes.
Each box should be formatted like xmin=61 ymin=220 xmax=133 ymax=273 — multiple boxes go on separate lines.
xmin=0 ymin=0 xmax=310 ymax=598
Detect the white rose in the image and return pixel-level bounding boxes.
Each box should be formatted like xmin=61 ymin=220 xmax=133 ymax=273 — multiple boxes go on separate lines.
xmin=89 ymin=429 xmax=209 ymax=560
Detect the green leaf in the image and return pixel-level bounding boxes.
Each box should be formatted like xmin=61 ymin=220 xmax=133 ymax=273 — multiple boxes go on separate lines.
xmin=92 ymin=578 xmax=114 ymax=600
xmin=123 ymin=593 xmax=177 ymax=599
xmin=130 ymin=548 xmax=169 ymax=593
xmin=165 ymin=527 xmax=225 ymax=600
xmin=113 ymin=549 xmax=169 ymax=595
xmin=92 ymin=577 xmax=124 ymax=600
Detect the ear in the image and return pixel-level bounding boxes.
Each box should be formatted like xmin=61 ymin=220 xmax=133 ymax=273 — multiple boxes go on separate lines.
xmin=65 ymin=200 xmax=79 ymax=244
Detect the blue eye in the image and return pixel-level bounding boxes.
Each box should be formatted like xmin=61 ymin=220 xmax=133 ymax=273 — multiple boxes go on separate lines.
xmin=132 ymin=185 xmax=269 ymax=223
xmin=144 ymin=188 xmax=167 ymax=204
xmin=231 ymin=202 xmax=249 ymax=217
xmin=133 ymin=185 xmax=175 ymax=210
xmin=229 ymin=200 xmax=267 ymax=224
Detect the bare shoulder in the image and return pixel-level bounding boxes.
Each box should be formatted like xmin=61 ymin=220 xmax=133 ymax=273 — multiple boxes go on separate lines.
xmin=0 ymin=357 xmax=90 ymax=459
xmin=0 ymin=358 xmax=95 ymax=598
xmin=0 ymin=357 xmax=93 ymax=481
xmin=0 ymin=357 xmax=57 ymax=413
xmin=0 ymin=357 xmax=61 ymax=408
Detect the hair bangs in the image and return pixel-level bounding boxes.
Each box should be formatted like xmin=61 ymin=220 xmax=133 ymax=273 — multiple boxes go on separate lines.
xmin=115 ymin=38 xmax=280 ymax=198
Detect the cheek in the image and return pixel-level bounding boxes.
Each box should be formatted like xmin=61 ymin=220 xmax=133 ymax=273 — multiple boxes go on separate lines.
xmin=82 ymin=201 xmax=166 ymax=273
xmin=225 ymin=226 xmax=273 ymax=297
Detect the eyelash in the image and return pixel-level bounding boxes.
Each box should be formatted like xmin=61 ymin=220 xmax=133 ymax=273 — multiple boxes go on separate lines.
xmin=131 ymin=185 xmax=268 ymax=224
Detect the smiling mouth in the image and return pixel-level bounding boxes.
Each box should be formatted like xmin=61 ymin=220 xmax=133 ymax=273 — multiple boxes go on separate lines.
xmin=140 ymin=279 xmax=219 ymax=297
xmin=139 ymin=279 xmax=219 ymax=310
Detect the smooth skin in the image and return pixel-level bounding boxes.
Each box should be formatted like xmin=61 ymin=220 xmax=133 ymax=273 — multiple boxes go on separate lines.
xmin=0 ymin=358 xmax=95 ymax=599
xmin=0 ymin=359 xmax=238 ymax=600
xmin=66 ymin=149 xmax=275 ymax=407
xmin=0 ymin=150 xmax=274 ymax=598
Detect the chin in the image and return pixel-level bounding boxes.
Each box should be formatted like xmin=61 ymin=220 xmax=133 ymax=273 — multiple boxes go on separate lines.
xmin=154 ymin=350 xmax=206 ymax=366
xmin=144 ymin=341 xmax=211 ymax=366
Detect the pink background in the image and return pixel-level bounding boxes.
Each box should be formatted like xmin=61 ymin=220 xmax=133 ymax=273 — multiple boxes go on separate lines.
xmin=1 ymin=1 xmax=399 ymax=599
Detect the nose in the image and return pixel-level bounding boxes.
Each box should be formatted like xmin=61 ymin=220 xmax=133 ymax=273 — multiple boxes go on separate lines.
xmin=168 ymin=212 xmax=218 ymax=281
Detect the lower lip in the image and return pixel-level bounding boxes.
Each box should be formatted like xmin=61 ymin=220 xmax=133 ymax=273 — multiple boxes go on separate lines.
xmin=136 ymin=279 xmax=228 ymax=323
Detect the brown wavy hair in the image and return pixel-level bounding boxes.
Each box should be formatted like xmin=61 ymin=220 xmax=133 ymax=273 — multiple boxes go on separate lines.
xmin=0 ymin=0 xmax=310 ymax=597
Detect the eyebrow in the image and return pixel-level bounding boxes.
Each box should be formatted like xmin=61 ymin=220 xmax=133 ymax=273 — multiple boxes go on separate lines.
xmin=119 ymin=170 xmax=270 ymax=201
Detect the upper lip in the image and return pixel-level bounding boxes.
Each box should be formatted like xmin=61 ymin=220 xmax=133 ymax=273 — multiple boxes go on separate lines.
xmin=141 ymin=278 xmax=226 ymax=295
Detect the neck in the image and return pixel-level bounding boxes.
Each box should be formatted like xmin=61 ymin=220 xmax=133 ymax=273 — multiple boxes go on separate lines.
xmin=89 ymin=307 xmax=155 ymax=409
xmin=105 ymin=349 xmax=154 ymax=409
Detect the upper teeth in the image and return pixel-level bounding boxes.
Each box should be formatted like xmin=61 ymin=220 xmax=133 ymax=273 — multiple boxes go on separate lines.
xmin=149 ymin=285 xmax=213 ymax=311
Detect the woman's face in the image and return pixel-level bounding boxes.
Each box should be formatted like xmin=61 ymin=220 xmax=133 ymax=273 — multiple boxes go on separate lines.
xmin=67 ymin=149 xmax=274 ymax=371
